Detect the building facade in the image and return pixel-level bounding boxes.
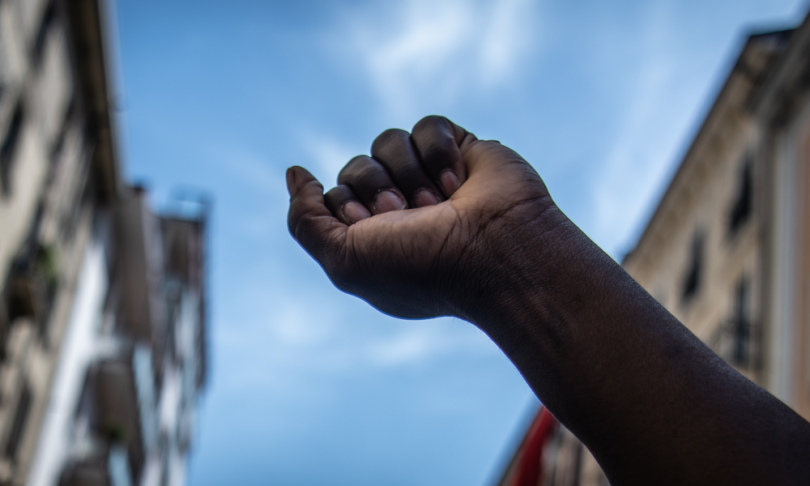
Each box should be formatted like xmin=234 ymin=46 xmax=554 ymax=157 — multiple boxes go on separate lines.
xmin=497 ymin=11 xmax=810 ymax=486
xmin=0 ymin=1 xmax=208 ymax=485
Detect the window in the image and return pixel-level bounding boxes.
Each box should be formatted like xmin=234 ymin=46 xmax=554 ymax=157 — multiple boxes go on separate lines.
xmin=5 ymin=382 xmax=32 ymax=459
xmin=32 ymin=1 xmax=56 ymax=68
xmin=731 ymin=277 xmax=751 ymax=367
xmin=728 ymin=159 xmax=752 ymax=236
xmin=46 ymin=95 xmax=74 ymax=188
xmin=681 ymin=232 xmax=704 ymax=305
xmin=0 ymin=16 xmax=8 ymax=103
xmin=0 ymin=104 xmax=23 ymax=196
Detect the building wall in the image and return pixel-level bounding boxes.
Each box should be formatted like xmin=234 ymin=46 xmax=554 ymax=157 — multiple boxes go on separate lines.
xmin=0 ymin=1 xmax=100 ymax=483
xmin=797 ymin=114 xmax=810 ymax=419
xmin=0 ymin=1 xmax=208 ymax=485
xmin=45 ymin=188 xmax=209 ymax=486
xmin=771 ymin=95 xmax=810 ymax=418
xmin=27 ymin=232 xmax=109 ymax=486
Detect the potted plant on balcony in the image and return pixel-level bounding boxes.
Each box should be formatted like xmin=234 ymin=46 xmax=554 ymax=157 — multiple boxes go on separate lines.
xmin=7 ymin=241 xmax=58 ymax=335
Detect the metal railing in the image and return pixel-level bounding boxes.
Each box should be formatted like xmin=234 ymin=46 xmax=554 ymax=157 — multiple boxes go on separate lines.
xmin=707 ymin=318 xmax=762 ymax=373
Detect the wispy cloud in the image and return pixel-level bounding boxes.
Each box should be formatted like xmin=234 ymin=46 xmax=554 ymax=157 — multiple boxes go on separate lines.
xmin=586 ymin=1 xmax=699 ymax=257
xmin=332 ymin=0 xmax=538 ymax=118
xmin=201 ymin=144 xmax=292 ymax=239
xmin=591 ymin=59 xmax=675 ymax=252
xmin=367 ymin=322 xmax=492 ymax=367
xmin=298 ymin=132 xmax=365 ymax=186
xmin=210 ymin=145 xmax=285 ymax=195
xmin=215 ymin=287 xmax=496 ymax=396
xmin=479 ymin=0 xmax=536 ymax=87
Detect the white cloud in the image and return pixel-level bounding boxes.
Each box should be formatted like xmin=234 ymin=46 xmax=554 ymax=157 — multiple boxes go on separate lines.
xmin=334 ymin=0 xmax=538 ymax=118
xmin=215 ymin=287 xmax=497 ymax=397
xmin=479 ymin=0 xmax=535 ymax=87
xmin=210 ymin=147 xmax=290 ymax=238
xmin=299 ymin=132 xmax=364 ymax=187
xmin=591 ymin=59 xmax=675 ymax=248
xmin=366 ymin=322 xmax=492 ymax=367
xmin=271 ymin=299 xmax=338 ymax=346
xmin=221 ymin=149 xmax=284 ymax=195
xmin=586 ymin=1 xmax=696 ymax=257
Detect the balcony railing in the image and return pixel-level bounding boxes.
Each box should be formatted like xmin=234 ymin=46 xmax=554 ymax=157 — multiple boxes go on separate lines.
xmin=94 ymin=362 xmax=137 ymax=444
xmin=708 ymin=318 xmax=762 ymax=373
xmin=58 ymin=461 xmax=112 ymax=486
xmin=7 ymin=242 xmax=58 ymax=338
xmin=93 ymin=348 xmax=158 ymax=485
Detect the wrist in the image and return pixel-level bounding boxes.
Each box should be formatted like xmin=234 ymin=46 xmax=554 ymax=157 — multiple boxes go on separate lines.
xmin=453 ymin=201 xmax=582 ymax=333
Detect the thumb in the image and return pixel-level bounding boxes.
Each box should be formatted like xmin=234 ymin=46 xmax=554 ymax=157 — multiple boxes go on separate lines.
xmin=287 ymin=166 xmax=347 ymax=269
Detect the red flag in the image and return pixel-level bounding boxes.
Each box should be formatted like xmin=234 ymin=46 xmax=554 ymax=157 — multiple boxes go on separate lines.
xmin=497 ymin=407 xmax=558 ymax=486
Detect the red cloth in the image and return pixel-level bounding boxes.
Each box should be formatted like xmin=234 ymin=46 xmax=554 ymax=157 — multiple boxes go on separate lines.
xmin=509 ymin=407 xmax=557 ymax=486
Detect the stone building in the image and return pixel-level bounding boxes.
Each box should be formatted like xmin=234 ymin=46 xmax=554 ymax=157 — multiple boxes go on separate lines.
xmin=497 ymin=10 xmax=810 ymax=486
xmin=0 ymin=1 xmax=208 ymax=485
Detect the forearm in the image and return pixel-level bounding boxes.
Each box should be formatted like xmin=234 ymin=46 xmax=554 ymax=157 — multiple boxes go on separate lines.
xmin=465 ymin=206 xmax=810 ymax=485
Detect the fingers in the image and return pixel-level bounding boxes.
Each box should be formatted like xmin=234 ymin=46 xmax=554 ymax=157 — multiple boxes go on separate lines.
xmin=324 ymin=184 xmax=371 ymax=225
xmin=337 ymin=156 xmax=408 ymax=215
xmin=286 ymin=166 xmax=346 ymax=266
xmin=371 ymin=129 xmax=443 ymax=208
xmin=411 ymin=115 xmax=476 ymax=197
xmin=321 ymin=116 xmax=479 ymax=226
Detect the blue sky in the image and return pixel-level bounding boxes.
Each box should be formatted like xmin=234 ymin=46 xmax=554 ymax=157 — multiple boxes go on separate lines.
xmin=110 ymin=1 xmax=806 ymax=484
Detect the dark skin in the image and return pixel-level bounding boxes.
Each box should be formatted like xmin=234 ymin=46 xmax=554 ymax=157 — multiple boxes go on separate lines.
xmin=286 ymin=116 xmax=810 ymax=485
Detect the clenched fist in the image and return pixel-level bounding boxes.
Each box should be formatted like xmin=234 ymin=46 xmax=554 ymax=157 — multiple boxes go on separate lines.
xmin=287 ymin=116 xmax=559 ymax=320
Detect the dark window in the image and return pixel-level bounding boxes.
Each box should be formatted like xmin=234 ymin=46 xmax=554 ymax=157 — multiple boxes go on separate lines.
xmin=0 ymin=40 xmax=7 ymax=102
xmin=33 ymin=1 xmax=56 ymax=67
xmin=729 ymin=160 xmax=752 ymax=236
xmin=731 ymin=277 xmax=751 ymax=366
xmin=46 ymin=95 xmax=75 ymax=188
xmin=0 ymin=104 xmax=24 ymax=196
xmin=5 ymin=382 xmax=31 ymax=459
xmin=159 ymin=434 xmax=170 ymax=486
xmin=681 ymin=232 xmax=704 ymax=305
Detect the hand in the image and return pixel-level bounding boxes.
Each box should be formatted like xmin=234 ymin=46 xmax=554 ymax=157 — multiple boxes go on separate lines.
xmin=287 ymin=116 xmax=558 ymax=319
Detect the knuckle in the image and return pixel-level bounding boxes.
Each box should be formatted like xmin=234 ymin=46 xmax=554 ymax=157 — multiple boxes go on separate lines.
xmin=413 ymin=115 xmax=447 ymax=135
xmin=372 ymin=128 xmax=409 ymax=154
xmin=339 ymin=156 xmax=392 ymax=190
xmin=347 ymin=154 xmax=370 ymax=166
xmin=323 ymin=185 xmax=355 ymax=215
xmin=338 ymin=156 xmax=371 ymax=184
xmin=322 ymin=191 xmax=340 ymax=213
xmin=306 ymin=179 xmax=324 ymax=193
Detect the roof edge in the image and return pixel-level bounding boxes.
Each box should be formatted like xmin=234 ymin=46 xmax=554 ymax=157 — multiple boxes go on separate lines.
xmin=64 ymin=0 xmax=122 ymax=202
xmin=621 ymin=25 xmax=797 ymax=266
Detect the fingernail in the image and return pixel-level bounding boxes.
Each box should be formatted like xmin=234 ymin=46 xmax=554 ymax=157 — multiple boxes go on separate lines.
xmin=414 ymin=189 xmax=441 ymax=207
xmin=374 ymin=190 xmax=406 ymax=214
xmin=440 ymin=170 xmax=460 ymax=196
xmin=342 ymin=201 xmax=371 ymax=223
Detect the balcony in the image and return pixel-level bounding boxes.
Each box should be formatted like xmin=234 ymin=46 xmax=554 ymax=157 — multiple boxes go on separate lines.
xmin=94 ymin=362 xmax=136 ymax=444
xmin=7 ymin=242 xmax=58 ymax=337
xmin=708 ymin=319 xmax=762 ymax=376
xmin=93 ymin=351 xmax=157 ymax=484
xmin=59 ymin=461 xmax=111 ymax=486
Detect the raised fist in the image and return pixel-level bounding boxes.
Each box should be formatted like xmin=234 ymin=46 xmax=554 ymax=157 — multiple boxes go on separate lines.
xmin=286 ymin=115 xmax=560 ymax=320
